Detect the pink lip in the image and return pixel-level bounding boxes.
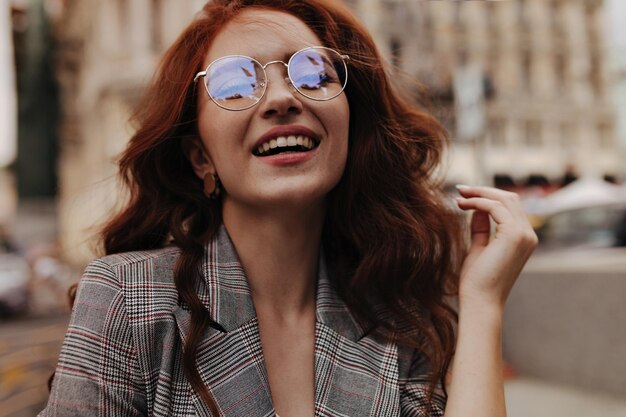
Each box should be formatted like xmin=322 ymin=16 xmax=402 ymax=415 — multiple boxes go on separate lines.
xmin=259 ymin=149 xmax=317 ymax=166
xmin=252 ymin=125 xmax=320 ymax=151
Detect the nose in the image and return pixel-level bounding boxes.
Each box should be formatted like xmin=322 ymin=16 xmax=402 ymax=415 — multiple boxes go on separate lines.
xmin=258 ymin=64 xmax=303 ymax=118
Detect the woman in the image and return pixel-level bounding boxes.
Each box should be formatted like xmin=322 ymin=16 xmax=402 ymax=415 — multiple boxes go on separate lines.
xmin=40 ymin=0 xmax=537 ymax=416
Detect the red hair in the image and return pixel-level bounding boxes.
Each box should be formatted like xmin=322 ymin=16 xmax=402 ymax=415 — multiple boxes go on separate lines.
xmin=91 ymin=1 xmax=463 ymax=414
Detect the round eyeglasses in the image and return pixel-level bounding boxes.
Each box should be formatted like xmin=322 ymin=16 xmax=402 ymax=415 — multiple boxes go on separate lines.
xmin=194 ymin=46 xmax=350 ymax=111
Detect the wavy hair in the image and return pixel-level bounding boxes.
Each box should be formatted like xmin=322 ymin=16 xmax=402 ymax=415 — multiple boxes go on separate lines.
xmin=84 ymin=0 xmax=463 ymax=414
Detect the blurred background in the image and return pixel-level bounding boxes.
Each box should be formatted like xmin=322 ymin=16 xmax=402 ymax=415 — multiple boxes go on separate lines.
xmin=1 ymin=0 xmax=626 ymax=416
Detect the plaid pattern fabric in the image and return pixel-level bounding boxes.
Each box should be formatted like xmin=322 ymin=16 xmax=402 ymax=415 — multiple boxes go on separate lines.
xmin=39 ymin=226 xmax=446 ymax=416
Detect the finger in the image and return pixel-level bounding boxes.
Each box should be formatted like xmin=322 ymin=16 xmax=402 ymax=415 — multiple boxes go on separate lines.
xmin=456 ymin=185 xmax=527 ymax=219
xmin=458 ymin=197 xmax=539 ymax=252
xmin=456 ymin=196 xmax=512 ymax=225
xmin=456 ymin=185 xmax=511 ymax=199
xmin=470 ymin=210 xmax=490 ymax=248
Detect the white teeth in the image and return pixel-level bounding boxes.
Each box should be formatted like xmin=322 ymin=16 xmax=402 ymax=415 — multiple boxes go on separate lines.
xmin=256 ymin=135 xmax=317 ymax=155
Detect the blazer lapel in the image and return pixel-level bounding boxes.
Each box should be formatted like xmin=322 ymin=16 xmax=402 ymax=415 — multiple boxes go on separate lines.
xmin=173 ymin=226 xmax=274 ymax=417
xmin=173 ymin=227 xmax=401 ymax=416
xmin=314 ymin=256 xmax=401 ymax=416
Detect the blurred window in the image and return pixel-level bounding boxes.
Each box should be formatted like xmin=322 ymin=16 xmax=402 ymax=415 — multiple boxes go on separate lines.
xmin=116 ymin=0 xmax=128 ymax=40
xmin=589 ymin=51 xmax=602 ymax=98
xmin=525 ymin=120 xmax=542 ymax=147
xmin=453 ymin=2 xmax=465 ymax=33
xmin=486 ymin=1 xmax=497 ymax=35
xmin=422 ymin=4 xmax=434 ymax=54
xmin=521 ymin=48 xmax=532 ymax=93
xmin=489 ymin=118 xmax=506 ymax=147
xmin=517 ymin=0 xmax=528 ymax=31
xmin=559 ymin=122 xmax=575 ymax=147
xmin=554 ymin=52 xmax=567 ymax=93
xmin=550 ymin=0 xmax=564 ymax=38
xmin=597 ymin=122 xmax=613 ymax=148
xmin=150 ymin=0 xmax=163 ymax=52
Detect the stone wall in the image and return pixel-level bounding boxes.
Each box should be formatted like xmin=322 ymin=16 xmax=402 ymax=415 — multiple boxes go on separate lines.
xmin=504 ymin=264 xmax=626 ymax=397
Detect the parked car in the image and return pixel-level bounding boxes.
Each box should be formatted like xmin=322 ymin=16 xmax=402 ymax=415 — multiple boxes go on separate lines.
xmin=0 ymin=252 xmax=31 ymax=316
xmin=535 ymin=202 xmax=626 ymax=250
xmin=523 ymin=202 xmax=626 ymax=274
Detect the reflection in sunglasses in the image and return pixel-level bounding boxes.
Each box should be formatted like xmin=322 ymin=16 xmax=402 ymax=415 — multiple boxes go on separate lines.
xmin=240 ymin=66 xmax=253 ymax=77
xmin=195 ymin=47 xmax=349 ymax=110
xmin=305 ymin=55 xmax=321 ymax=66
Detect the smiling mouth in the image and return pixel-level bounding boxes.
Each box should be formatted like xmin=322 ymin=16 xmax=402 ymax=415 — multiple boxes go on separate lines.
xmin=253 ymin=135 xmax=319 ymax=157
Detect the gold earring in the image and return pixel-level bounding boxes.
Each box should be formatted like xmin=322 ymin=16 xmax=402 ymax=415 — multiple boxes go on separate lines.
xmin=203 ymin=173 xmax=221 ymax=199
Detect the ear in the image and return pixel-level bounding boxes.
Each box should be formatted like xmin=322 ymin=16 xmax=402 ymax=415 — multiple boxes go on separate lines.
xmin=181 ymin=137 xmax=215 ymax=180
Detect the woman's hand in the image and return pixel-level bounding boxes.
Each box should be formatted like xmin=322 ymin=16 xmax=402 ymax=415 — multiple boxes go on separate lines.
xmin=455 ymin=185 xmax=539 ymax=312
xmin=443 ymin=185 xmax=537 ymax=417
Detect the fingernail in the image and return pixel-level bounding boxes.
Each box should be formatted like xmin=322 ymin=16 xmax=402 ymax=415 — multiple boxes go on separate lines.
xmin=455 ymin=184 xmax=471 ymax=190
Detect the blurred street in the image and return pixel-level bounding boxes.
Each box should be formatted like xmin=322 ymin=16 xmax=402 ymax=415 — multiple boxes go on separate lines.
xmin=0 ymin=314 xmax=69 ymax=417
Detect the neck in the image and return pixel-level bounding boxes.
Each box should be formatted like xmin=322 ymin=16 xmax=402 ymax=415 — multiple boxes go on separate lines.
xmin=222 ymin=199 xmax=325 ymax=321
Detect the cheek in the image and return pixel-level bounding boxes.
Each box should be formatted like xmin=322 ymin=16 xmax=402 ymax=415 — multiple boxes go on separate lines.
xmin=197 ymin=111 xmax=246 ymax=165
xmin=338 ymin=97 xmax=350 ymax=142
xmin=326 ymin=103 xmax=350 ymax=181
xmin=323 ymin=94 xmax=350 ymax=141
xmin=196 ymin=106 xmax=216 ymax=144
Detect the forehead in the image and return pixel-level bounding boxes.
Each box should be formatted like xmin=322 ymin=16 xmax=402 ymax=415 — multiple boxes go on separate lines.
xmin=205 ymin=9 xmax=324 ymax=64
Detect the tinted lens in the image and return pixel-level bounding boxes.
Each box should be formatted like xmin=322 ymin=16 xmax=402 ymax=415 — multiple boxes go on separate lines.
xmin=206 ymin=56 xmax=265 ymax=110
xmin=289 ymin=48 xmax=347 ymax=100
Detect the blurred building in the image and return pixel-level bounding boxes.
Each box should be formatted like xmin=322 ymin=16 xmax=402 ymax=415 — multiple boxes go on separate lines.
xmin=351 ymin=0 xmax=624 ymax=185
xmin=53 ymin=0 xmax=625 ymax=264
xmin=53 ymin=0 xmax=204 ymax=265
xmin=606 ymin=0 xmax=626 ymax=153
xmin=1 ymin=2 xmax=18 ymax=225
xmin=1 ymin=3 xmax=17 ymax=170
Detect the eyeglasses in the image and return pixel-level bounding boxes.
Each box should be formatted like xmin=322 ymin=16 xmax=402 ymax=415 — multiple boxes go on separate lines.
xmin=194 ymin=46 xmax=349 ymax=111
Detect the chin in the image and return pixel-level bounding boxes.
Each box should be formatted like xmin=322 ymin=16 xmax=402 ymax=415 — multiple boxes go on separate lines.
xmin=234 ymin=181 xmax=337 ymax=210
xmin=262 ymin=187 xmax=331 ymax=208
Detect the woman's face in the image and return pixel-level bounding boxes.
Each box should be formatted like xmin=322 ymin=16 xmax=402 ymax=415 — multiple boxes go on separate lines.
xmin=193 ymin=9 xmax=350 ymax=211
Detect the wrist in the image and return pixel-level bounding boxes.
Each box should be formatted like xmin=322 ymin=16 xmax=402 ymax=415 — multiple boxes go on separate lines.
xmin=457 ymin=294 xmax=505 ymax=321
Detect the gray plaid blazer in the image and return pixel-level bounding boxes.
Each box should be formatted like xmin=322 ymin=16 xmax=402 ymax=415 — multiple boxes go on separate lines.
xmin=40 ymin=226 xmax=445 ymax=416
